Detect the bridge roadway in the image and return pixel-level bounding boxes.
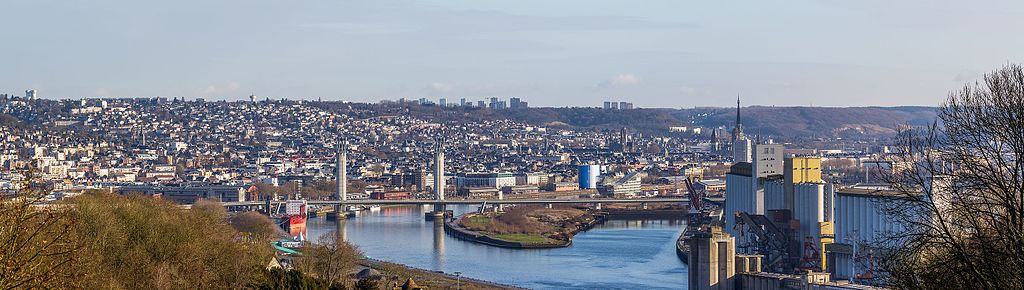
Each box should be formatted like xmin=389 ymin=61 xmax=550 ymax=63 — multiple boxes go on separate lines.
xmin=221 ymin=197 xmax=692 ymax=207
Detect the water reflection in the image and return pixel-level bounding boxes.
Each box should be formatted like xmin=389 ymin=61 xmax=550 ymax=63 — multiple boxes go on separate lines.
xmin=433 ymin=218 xmax=445 ymax=269
xmin=337 ymin=218 xmax=347 ymax=242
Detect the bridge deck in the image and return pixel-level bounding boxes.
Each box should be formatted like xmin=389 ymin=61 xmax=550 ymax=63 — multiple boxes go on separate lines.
xmin=222 ymin=198 xmax=694 ymax=207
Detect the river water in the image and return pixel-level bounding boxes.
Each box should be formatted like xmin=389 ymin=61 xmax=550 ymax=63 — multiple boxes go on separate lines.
xmin=306 ymin=205 xmax=688 ymax=290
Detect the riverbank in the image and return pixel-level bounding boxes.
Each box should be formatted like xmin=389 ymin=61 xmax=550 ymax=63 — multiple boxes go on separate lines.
xmin=360 ymin=258 xmax=525 ymax=290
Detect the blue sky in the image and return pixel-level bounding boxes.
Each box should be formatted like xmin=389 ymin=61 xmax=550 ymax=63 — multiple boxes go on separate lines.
xmin=3 ymin=0 xmax=1023 ymax=107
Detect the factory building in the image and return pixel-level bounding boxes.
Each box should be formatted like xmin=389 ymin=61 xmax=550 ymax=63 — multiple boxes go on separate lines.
xmin=832 ymin=188 xmax=904 ymax=248
xmin=688 ymin=226 xmax=737 ymax=290
xmin=752 ymin=144 xmax=784 ymax=178
xmin=694 ymin=179 xmax=726 ymax=195
xmin=762 ymin=157 xmax=830 ymax=243
xmin=688 ymin=225 xmax=885 ymax=290
xmin=730 ymin=155 xmax=839 ymax=272
xmin=455 ymin=172 xmax=516 ymax=189
xmin=725 ymin=144 xmax=785 ymax=235
xmin=784 ymin=157 xmax=822 ymax=209
xmin=727 ymin=155 xmax=924 ymax=280
xmin=598 ymin=171 xmax=642 ymax=198
xmin=514 ymin=172 xmax=549 ymax=185
xmin=117 ymin=184 xmax=249 ymax=204
xmin=827 ymin=187 xmax=907 ymax=280
xmin=725 ymin=162 xmax=754 ymax=233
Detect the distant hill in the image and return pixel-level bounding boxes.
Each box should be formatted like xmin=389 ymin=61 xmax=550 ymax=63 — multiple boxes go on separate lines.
xmin=690 ymin=106 xmax=938 ymax=139
xmin=372 ymin=104 xmax=938 ymax=140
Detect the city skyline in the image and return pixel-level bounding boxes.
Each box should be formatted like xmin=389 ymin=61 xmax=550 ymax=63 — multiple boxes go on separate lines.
xmin=3 ymin=1 xmax=1023 ymax=289
xmin=5 ymin=0 xmax=1024 ymax=107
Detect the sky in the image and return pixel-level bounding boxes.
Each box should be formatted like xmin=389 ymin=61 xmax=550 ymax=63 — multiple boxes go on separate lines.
xmin=2 ymin=0 xmax=1023 ymax=107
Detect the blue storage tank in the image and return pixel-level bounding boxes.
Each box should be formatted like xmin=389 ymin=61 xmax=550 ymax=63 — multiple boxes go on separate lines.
xmin=579 ymin=165 xmax=601 ymax=189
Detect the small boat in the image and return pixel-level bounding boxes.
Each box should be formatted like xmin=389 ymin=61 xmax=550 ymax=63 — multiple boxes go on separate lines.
xmin=368 ymin=205 xmax=382 ymax=211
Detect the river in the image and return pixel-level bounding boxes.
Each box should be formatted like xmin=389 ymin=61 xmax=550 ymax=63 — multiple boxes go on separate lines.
xmin=305 ymin=205 xmax=688 ymax=290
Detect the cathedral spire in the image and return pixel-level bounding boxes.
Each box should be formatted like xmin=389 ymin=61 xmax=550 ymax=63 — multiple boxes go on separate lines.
xmin=736 ymin=94 xmax=741 ymax=128
xmin=732 ymin=94 xmax=744 ymax=142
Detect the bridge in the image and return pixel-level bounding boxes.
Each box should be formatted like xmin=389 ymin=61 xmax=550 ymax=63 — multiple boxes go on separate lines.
xmin=226 ymin=141 xmax=725 ymax=212
xmin=221 ymin=197 xmax=695 ymax=207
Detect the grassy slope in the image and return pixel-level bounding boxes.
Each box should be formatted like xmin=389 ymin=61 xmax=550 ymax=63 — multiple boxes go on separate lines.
xmin=458 ymin=212 xmax=559 ymax=245
xmin=490 ymin=233 xmax=552 ymax=244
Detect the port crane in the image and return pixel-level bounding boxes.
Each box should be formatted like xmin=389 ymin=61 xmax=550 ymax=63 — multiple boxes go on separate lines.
xmin=682 ymin=178 xmax=707 ymax=227
xmin=675 ymin=175 xmax=722 ymax=265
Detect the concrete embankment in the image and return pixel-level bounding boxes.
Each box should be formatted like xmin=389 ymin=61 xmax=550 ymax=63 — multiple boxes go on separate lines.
xmin=676 ymin=233 xmax=690 ymax=263
xmin=445 ymin=209 xmax=688 ymax=249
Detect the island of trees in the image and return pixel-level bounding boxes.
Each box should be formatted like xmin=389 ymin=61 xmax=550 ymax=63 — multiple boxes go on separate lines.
xmin=450 ymin=205 xmax=603 ymax=248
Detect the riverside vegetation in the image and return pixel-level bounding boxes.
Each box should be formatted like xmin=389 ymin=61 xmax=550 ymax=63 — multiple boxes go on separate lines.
xmin=0 ymin=178 xmax=492 ymax=289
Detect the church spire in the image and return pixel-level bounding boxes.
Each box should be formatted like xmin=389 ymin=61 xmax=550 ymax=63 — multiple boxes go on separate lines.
xmin=731 ymin=94 xmax=745 ymax=145
xmin=736 ymin=94 xmax=741 ymax=128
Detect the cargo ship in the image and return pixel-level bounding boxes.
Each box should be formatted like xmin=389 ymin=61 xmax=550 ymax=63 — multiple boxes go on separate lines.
xmin=288 ymin=215 xmax=307 ymax=241
xmin=276 ymin=200 xmax=308 ymax=241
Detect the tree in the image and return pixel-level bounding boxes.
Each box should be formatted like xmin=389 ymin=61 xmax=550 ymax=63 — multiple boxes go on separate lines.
xmin=252 ymin=268 xmax=347 ymax=290
xmin=70 ymin=193 xmax=272 ymax=289
xmin=879 ymin=64 xmax=1024 ymax=289
xmin=353 ymin=278 xmax=379 ymax=290
xmin=231 ymin=211 xmax=281 ymax=242
xmin=0 ymin=173 xmax=81 ymax=289
xmin=255 ymin=182 xmax=301 ymax=201
xmin=295 ymin=231 xmax=363 ymax=286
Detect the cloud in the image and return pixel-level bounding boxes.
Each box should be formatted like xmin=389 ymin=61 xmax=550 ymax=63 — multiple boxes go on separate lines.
xmin=598 ymin=74 xmax=642 ymax=88
xmin=195 ymin=81 xmax=241 ymax=96
xmin=421 ymin=82 xmax=454 ymax=95
xmin=429 ymin=82 xmax=453 ymax=92
xmin=296 ymin=22 xmax=417 ymax=35
xmin=952 ymin=71 xmax=979 ymax=82
xmin=94 ymin=88 xmax=111 ymax=97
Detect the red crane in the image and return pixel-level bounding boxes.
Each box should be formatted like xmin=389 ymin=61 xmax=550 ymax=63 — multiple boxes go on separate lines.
xmin=683 ymin=178 xmax=706 ymax=225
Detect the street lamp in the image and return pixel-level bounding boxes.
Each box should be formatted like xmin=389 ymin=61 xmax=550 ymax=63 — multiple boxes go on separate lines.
xmin=454 ymin=271 xmax=462 ymax=290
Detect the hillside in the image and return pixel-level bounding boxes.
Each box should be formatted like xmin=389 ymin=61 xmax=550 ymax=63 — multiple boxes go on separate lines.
xmin=691 ymin=106 xmax=938 ymax=139
xmin=361 ymin=104 xmax=938 ymax=140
